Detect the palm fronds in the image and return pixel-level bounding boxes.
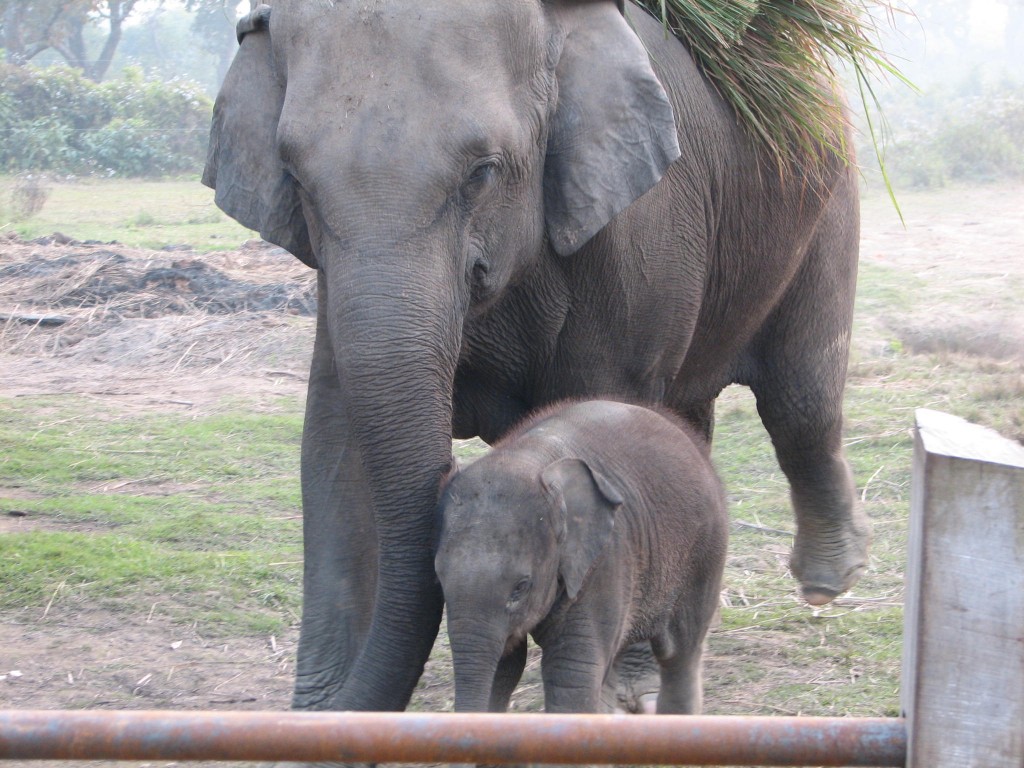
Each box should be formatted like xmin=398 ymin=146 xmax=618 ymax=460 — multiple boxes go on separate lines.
xmin=634 ymin=0 xmax=911 ymax=177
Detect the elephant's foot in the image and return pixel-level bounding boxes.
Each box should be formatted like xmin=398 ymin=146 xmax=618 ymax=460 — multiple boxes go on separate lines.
xmin=605 ymin=642 xmax=661 ymax=714
xmin=789 ymin=512 xmax=871 ymax=606
xmin=636 ymin=692 xmax=658 ymax=714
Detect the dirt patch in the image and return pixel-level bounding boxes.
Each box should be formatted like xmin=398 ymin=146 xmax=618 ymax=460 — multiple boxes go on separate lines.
xmin=1 ymin=608 xmax=294 ymax=711
xmin=1 ymin=609 xmax=297 ymax=768
xmin=0 ymin=234 xmax=315 ymax=403
xmin=858 ymin=184 xmax=1024 ymax=363
xmin=0 ymin=233 xmax=315 ymax=318
xmin=0 ymin=511 xmax=110 ymax=536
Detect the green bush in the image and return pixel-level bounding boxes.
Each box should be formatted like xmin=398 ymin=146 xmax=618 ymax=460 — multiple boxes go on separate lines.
xmin=862 ymin=79 xmax=1024 ymax=189
xmin=101 ymin=69 xmax=212 ymax=169
xmin=78 ymin=117 xmax=188 ymax=177
xmin=0 ymin=64 xmax=112 ymax=130
xmin=7 ymin=117 xmax=76 ymax=172
xmin=938 ymin=117 xmax=1024 ymax=182
xmin=0 ymin=63 xmax=212 ymax=177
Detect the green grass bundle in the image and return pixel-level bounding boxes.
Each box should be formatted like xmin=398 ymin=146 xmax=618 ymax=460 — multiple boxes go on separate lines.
xmin=633 ymin=0 xmax=907 ymax=175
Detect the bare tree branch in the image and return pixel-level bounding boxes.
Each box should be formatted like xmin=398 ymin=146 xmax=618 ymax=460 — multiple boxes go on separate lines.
xmin=0 ymin=0 xmax=144 ymax=80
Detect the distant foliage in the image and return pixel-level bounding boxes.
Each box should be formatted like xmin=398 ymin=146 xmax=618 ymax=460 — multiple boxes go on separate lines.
xmin=863 ymin=78 xmax=1024 ymax=189
xmin=0 ymin=64 xmax=212 ymax=177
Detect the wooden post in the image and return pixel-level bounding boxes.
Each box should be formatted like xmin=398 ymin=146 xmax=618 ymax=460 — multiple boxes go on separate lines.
xmin=903 ymin=409 xmax=1024 ymax=768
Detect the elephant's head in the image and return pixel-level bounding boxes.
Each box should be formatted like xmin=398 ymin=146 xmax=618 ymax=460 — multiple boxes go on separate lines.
xmin=205 ymin=0 xmax=680 ymax=267
xmin=203 ymin=0 xmax=678 ymax=710
xmin=435 ymin=456 xmax=623 ymax=711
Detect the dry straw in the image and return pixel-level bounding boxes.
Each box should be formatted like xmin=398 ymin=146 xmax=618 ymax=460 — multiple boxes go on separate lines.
xmin=634 ymin=0 xmax=910 ymax=189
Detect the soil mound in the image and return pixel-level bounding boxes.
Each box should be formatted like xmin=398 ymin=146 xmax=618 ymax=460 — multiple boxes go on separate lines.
xmin=0 ymin=236 xmax=315 ymax=318
xmin=0 ymin=234 xmax=316 ymax=373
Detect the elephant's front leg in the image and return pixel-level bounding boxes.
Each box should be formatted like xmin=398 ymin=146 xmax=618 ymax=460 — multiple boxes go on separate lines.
xmin=489 ymin=640 xmax=528 ymax=712
xmin=538 ymin=636 xmax=608 ymax=714
xmin=291 ymin=297 xmax=379 ymax=711
xmin=534 ymin=638 xmax=608 ymax=768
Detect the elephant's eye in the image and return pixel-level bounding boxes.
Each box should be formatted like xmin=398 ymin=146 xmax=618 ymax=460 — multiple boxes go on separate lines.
xmin=461 ymin=158 xmax=501 ymax=200
xmin=507 ymin=577 xmax=532 ymax=607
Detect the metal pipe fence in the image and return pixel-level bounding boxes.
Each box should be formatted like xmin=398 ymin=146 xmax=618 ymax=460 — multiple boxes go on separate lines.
xmin=0 ymin=710 xmax=905 ymax=766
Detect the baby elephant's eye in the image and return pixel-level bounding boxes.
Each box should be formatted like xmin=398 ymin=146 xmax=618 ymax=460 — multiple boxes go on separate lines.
xmin=507 ymin=577 xmax=532 ymax=606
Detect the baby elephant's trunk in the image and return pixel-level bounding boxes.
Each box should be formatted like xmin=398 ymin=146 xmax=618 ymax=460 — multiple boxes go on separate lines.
xmin=446 ymin=611 xmax=509 ymax=713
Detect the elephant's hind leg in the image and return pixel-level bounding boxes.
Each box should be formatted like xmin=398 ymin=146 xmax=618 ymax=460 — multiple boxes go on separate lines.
xmin=747 ymin=191 xmax=869 ymax=605
xmin=651 ymin=618 xmax=708 ymax=715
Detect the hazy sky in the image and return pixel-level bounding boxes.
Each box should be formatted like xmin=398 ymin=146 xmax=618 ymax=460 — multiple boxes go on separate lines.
xmin=969 ymin=0 xmax=1009 ymax=43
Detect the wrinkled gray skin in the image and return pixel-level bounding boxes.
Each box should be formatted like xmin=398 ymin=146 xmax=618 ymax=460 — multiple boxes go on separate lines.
xmin=435 ymin=400 xmax=729 ymax=716
xmin=203 ymin=0 xmax=868 ymax=714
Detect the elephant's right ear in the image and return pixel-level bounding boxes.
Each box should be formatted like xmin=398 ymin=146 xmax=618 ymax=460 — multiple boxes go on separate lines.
xmin=202 ymin=5 xmax=317 ymax=268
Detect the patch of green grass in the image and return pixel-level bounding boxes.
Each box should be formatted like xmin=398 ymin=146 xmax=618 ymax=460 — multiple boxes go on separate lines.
xmin=0 ymin=529 xmax=300 ymax=633
xmin=0 ymin=176 xmax=256 ymax=250
xmin=1 ymin=531 xmax=199 ymax=605
xmin=0 ymin=396 xmax=303 ymax=498
xmin=0 ymin=393 xmax=305 ymax=635
xmin=770 ymin=608 xmax=904 ymax=717
xmin=853 ymin=260 xmax=924 ymax=318
xmin=129 ymin=210 xmax=157 ymax=227
xmin=713 ymin=386 xmax=795 ymax=538
xmin=11 ymin=495 xmax=298 ymax=550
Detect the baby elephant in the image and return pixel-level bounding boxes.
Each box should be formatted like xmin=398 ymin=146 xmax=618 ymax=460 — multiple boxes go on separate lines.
xmin=434 ymin=399 xmax=728 ymax=715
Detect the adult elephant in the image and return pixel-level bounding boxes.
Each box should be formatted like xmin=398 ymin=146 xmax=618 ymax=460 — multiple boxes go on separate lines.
xmin=204 ymin=0 xmax=868 ymax=713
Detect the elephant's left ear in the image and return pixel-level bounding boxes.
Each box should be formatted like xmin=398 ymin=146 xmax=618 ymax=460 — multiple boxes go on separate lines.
xmin=544 ymin=1 xmax=681 ymax=256
xmin=541 ymin=458 xmax=622 ymax=600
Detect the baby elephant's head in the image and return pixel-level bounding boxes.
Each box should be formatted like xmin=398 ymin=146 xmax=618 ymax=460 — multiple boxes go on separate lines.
xmin=434 ymin=454 xmax=623 ymax=649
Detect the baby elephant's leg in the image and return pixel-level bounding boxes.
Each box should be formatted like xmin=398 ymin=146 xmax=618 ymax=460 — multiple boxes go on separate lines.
xmin=652 ymin=637 xmax=703 ymax=714
xmin=653 ymin=598 xmax=719 ymax=714
xmin=540 ymin=642 xmax=608 ymax=713
xmin=489 ymin=640 xmax=528 ymax=712
xmin=604 ymin=642 xmax=660 ymax=713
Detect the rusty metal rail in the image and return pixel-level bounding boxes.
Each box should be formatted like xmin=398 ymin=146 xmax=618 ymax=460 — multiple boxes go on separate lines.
xmin=0 ymin=710 xmax=905 ymax=765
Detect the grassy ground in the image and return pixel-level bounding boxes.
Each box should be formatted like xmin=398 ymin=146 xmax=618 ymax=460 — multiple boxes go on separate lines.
xmin=1 ymin=179 xmax=1022 ymax=761
xmin=0 ymin=398 xmax=304 ymax=634
xmin=0 ymin=176 xmax=254 ymax=249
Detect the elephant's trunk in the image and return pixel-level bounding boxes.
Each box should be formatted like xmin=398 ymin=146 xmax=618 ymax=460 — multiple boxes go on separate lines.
xmin=447 ymin=613 xmax=508 ymax=713
xmin=316 ymin=254 xmax=462 ymax=710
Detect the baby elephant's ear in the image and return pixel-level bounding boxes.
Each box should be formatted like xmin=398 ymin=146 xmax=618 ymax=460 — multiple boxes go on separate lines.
xmin=541 ymin=458 xmax=623 ymax=600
